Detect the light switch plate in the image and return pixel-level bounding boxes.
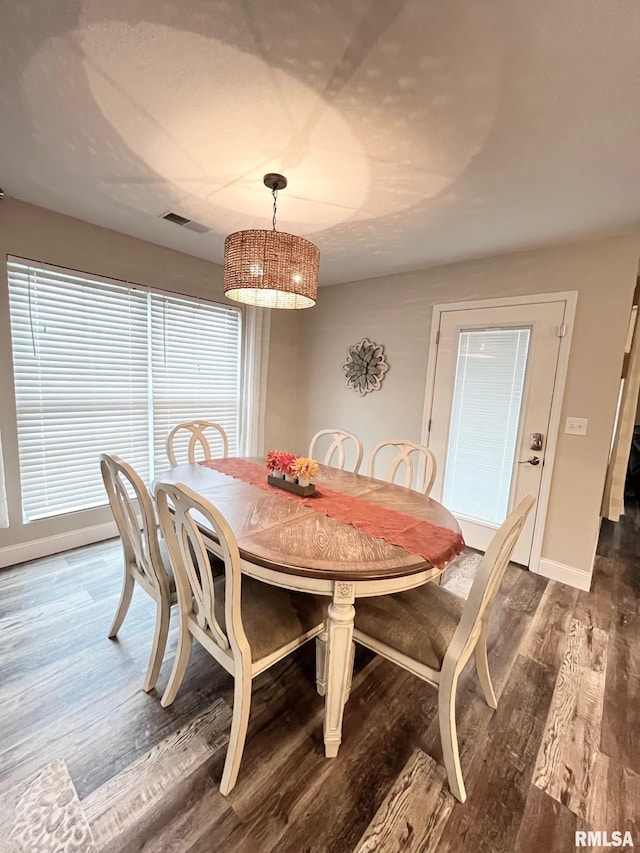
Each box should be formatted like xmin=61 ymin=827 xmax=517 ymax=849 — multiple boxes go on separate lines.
xmin=565 ymin=417 xmax=588 ymax=436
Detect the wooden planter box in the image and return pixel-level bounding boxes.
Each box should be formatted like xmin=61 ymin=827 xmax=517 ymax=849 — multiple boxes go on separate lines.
xmin=267 ymin=475 xmax=316 ymax=497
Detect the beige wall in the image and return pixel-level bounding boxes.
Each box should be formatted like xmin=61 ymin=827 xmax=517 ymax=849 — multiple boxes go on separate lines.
xmin=264 ymin=309 xmax=304 ymax=454
xmin=298 ymin=234 xmax=640 ymax=580
xmin=0 ymin=197 xmax=293 ymax=552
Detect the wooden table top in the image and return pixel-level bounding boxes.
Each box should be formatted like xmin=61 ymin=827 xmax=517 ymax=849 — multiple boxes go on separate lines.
xmin=154 ymin=459 xmax=460 ymax=582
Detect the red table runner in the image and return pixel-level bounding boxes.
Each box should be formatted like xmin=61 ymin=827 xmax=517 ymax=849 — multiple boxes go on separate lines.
xmin=200 ymin=458 xmax=464 ymax=570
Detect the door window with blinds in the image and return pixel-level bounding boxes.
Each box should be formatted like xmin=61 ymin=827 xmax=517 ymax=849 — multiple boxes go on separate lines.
xmin=8 ymin=258 xmax=242 ymax=522
xmin=442 ymin=327 xmax=531 ymax=525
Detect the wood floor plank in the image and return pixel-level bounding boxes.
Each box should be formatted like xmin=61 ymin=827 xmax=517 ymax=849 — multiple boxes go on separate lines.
xmin=533 ymin=618 xmax=608 ymax=819
xmin=353 ymin=748 xmax=455 ymax=853
xmin=0 ymin=553 xmax=119 ymax=616
xmin=87 ymin=654 xmax=316 ymax=853
xmin=0 ymin=635 xmax=233 ymax=801
xmin=0 ymin=589 xmax=152 ymax=686
xmin=223 ymin=685 xmax=325 ymax=824
xmin=416 ymin=683 xmax=494 ymax=787
xmin=434 ymin=654 xmax=557 ymax=853
xmin=82 ymin=698 xmax=232 ymax=848
xmin=600 ymin=546 xmax=640 ymax=775
xmin=67 ymin=646 xmax=235 ymax=799
xmin=600 ymin=626 xmax=640 ymax=775
xmin=520 ymin=580 xmax=578 ymax=672
xmin=243 ymin=660 xmax=434 ymax=853
xmin=584 ymin=751 xmax=640 ymax=839
xmin=0 ymin=589 xmax=94 ymax=637
xmin=573 ymin=555 xmax=614 ymax=632
xmin=186 ymin=804 xmax=260 ymax=853
xmin=482 ymin=598 xmax=539 ymax=702
xmin=0 ymin=602 xmax=158 ymax=746
xmin=514 ymin=785 xmax=582 ymax=853
xmin=85 ymin=753 xmax=230 ymax=853
xmin=500 ymin=566 xmax=547 ymax=616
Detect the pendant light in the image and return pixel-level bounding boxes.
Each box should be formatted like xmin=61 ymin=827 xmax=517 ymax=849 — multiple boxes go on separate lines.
xmin=224 ymin=173 xmax=319 ymax=309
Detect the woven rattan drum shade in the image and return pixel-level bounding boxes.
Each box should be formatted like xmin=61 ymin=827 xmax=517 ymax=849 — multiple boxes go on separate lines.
xmin=224 ymin=229 xmax=319 ymax=309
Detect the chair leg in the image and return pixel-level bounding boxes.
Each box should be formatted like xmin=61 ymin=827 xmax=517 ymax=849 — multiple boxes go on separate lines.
xmin=315 ymin=631 xmax=328 ymax=696
xmin=438 ymin=668 xmax=466 ymax=803
xmin=474 ymin=622 xmax=497 ymax=709
xmin=143 ymin=598 xmax=171 ymax=693
xmin=160 ymin=621 xmax=192 ymax=708
xmin=220 ymin=672 xmax=252 ymax=796
xmin=108 ymin=568 xmax=135 ymax=638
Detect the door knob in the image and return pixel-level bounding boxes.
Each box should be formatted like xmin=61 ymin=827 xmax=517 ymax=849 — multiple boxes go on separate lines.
xmin=518 ymin=456 xmax=541 ymax=466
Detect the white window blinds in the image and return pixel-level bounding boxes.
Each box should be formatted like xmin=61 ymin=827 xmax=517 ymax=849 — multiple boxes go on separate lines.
xmin=150 ymin=293 xmax=241 ymax=472
xmin=8 ymin=258 xmax=242 ymax=522
xmin=443 ymin=327 xmax=530 ymax=526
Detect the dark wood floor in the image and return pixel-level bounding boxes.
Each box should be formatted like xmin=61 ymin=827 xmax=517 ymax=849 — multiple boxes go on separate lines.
xmin=0 ymin=506 xmax=638 ymax=852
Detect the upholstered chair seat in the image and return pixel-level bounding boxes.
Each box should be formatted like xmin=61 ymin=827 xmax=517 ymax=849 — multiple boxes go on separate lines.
xmin=354 ymin=583 xmax=464 ymax=671
xmin=213 ymin=576 xmax=327 ymax=662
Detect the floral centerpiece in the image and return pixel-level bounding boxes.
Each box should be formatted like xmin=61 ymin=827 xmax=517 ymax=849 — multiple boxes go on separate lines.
xmin=290 ymin=456 xmax=319 ymax=487
xmin=266 ymin=450 xmax=319 ymax=494
xmin=266 ymin=450 xmax=297 ymax=478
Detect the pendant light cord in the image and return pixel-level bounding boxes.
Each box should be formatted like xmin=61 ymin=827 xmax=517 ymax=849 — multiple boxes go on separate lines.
xmin=272 ymin=188 xmax=278 ymax=231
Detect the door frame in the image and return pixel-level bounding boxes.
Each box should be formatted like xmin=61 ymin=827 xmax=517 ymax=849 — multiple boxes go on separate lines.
xmin=420 ymin=291 xmax=578 ymax=575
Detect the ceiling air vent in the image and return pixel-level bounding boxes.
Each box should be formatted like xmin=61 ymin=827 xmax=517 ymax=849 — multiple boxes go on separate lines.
xmin=159 ymin=211 xmax=209 ymax=233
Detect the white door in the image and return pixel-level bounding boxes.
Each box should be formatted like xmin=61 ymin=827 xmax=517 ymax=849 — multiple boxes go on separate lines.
xmin=428 ymin=301 xmax=566 ymax=566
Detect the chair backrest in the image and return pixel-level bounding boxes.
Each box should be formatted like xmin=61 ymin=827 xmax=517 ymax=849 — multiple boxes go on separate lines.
xmin=100 ymin=453 xmax=170 ymax=595
xmin=154 ymin=480 xmax=251 ymax=663
xmin=308 ymin=428 xmax=364 ymax=473
xmin=445 ymin=495 xmax=536 ymax=666
xmin=166 ymin=420 xmax=229 ymax=467
xmin=367 ymin=439 xmax=437 ymax=495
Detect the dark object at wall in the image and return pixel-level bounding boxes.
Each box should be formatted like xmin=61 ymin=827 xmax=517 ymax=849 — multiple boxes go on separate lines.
xmin=625 ymin=424 xmax=640 ymax=501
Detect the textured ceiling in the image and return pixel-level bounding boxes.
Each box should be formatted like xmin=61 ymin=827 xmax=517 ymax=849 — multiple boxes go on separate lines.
xmin=1 ymin=0 xmax=639 ymax=285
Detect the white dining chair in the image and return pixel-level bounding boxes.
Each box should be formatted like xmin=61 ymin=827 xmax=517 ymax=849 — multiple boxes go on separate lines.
xmin=166 ymin=420 xmax=229 ymax=467
xmin=154 ymin=480 xmax=327 ymax=795
xmin=100 ymin=453 xmax=176 ymax=693
xmin=367 ymin=439 xmax=437 ymax=495
xmin=309 ymin=428 xmax=364 ymax=473
xmin=351 ymin=495 xmax=535 ymax=802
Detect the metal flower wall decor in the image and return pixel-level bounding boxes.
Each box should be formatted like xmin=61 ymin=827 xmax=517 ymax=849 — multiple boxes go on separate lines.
xmin=342 ymin=338 xmax=389 ymax=396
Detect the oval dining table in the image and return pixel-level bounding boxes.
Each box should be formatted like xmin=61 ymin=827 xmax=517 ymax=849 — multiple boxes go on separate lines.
xmin=155 ymin=458 xmax=461 ymax=759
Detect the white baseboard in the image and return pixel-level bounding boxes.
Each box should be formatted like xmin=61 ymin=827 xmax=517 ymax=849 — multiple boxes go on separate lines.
xmin=0 ymin=521 xmax=118 ymax=569
xmin=537 ymin=557 xmax=592 ymax=591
